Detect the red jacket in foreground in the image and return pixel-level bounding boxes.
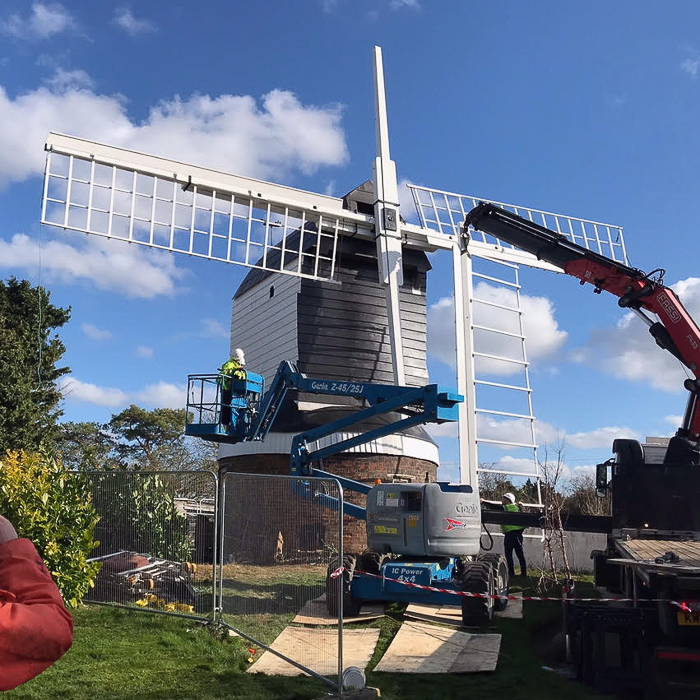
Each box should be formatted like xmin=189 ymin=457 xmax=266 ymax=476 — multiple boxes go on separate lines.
xmin=0 ymin=538 xmax=74 ymax=690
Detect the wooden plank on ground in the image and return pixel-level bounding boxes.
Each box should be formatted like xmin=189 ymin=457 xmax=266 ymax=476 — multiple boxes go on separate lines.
xmin=374 ymin=621 xmax=500 ymax=673
xmin=293 ymin=595 xmax=385 ymax=626
xmin=404 ymin=593 xmax=523 ymax=626
xmin=248 ymin=627 xmax=379 ymax=677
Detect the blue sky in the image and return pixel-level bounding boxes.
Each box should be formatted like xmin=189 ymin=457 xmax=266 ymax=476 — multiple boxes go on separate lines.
xmin=2 ymin=1 xmax=700 ymax=482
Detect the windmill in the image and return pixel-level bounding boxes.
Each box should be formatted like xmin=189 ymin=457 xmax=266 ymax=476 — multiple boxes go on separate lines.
xmin=40 ymin=47 xmax=626 ymax=496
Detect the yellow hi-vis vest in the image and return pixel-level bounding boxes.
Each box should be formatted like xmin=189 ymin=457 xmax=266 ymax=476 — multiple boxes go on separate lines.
xmin=501 ymin=502 xmax=526 ymax=534
xmin=217 ymin=358 xmax=245 ymax=389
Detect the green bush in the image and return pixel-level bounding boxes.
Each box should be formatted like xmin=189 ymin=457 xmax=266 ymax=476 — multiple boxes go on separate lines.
xmin=90 ymin=472 xmax=192 ymax=562
xmin=0 ymin=450 xmax=101 ymax=607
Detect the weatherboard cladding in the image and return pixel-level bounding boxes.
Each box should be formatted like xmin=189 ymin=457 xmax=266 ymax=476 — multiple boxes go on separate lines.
xmin=230 ymin=233 xmax=434 ymax=453
xmin=230 ymin=272 xmax=300 ymax=384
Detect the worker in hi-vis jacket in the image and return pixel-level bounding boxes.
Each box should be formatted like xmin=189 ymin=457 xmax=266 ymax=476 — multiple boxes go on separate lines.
xmin=500 ymin=492 xmax=527 ymax=578
xmin=217 ymin=348 xmax=246 ymax=426
xmin=0 ymin=514 xmax=73 ymax=690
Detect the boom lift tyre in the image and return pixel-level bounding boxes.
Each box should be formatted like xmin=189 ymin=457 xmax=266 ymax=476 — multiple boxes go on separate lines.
xmin=477 ymin=552 xmax=509 ymax=612
xmin=326 ymin=554 xmax=361 ymax=618
xmin=360 ymin=550 xmax=391 ymax=575
xmin=456 ymin=559 xmax=494 ymax=626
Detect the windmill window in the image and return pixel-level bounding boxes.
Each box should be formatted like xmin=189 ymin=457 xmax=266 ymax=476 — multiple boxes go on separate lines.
xmin=269 ymin=285 xmax=275 ymax=299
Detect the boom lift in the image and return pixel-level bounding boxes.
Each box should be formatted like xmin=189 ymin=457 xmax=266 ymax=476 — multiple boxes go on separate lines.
xmin=186 ymin=361 xmax=510 ymax=625
xmin=465 ymin=202 xmax=700 ymax=688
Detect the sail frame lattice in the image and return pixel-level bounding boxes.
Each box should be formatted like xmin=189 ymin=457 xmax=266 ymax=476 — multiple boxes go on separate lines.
xmin=409 ymin=184 xmax=627 ymax=265
xmin=39 ymin=136 xmax=364 ymax=283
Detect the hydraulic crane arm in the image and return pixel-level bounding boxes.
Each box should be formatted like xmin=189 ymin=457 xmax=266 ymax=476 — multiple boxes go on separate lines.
xmin=464 ymin=202 xmax=700 ymax=445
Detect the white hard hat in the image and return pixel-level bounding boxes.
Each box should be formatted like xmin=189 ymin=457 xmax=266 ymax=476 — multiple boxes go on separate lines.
xmin=234 ymin=348 xmax=245 ymax=365
xmin=503 ymin=492 xmax=516 ymax=503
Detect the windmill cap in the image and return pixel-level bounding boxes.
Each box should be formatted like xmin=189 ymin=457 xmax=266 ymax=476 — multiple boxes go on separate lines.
xmin=503 ymin=492 xmax=516 ymax=503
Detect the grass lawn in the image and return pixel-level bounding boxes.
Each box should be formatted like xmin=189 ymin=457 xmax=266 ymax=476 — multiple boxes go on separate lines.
xmin=4 ymin=577 xmax=610 ymax=700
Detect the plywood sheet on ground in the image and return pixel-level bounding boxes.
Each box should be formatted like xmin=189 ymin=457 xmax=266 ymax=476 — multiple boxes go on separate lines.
xmin=404 ymin=593 xmax=523 ymax=626
xmin=248 ymin=627 xmax=379 ymax=677
xmin=374 ymin=621 xmax=501 ymax=673
xmin=293 ymin=595 xmax=385 ymax=625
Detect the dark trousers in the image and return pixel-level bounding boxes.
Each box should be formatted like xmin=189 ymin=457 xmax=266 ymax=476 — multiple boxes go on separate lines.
xmin=220 ymin=387 xmax=232 ymax=426
xmin=504 ymin=530 xmax=527 ymax=577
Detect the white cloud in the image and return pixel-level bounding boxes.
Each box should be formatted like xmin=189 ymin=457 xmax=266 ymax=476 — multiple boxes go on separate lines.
xmin=200 ymin=319 xmax=229 ymax=338
xmin=534 ymin=419 xmax=640 ymax=450
xmin=81 ymin=323 xmax=112 ymax=341
xmin=0 ymin=233 xmax=186 ymax=298
xmin=135 ymin=382 xmax=185 ymax=409
xmin=0 ymin=82 xmax=347 ymax=189
xmin=664 ymin=414 xmax=683 ymax=427
xmin=398 ymin=178 xmax=419 ymax=223
xmin=482 ymin=455 xmax=538 ymax=476
xmin=45 ymin=68 xmax=93 ymax=91
xmin=389 ymin=0 xmax=420 ymax=8
xmin=428 ymin=285 xmax=567 ymax=373
xmin=682 ymin=58 xmax=699 ymax=78
xmin=136 ymin=345 xmax=154 ymax=359
xmin=60 ymin=377 xmax=185 ymax=409
xmin=113 ymin=8 xmax=156 ymax=36
xmin=1 ymin=3 xmax=77 ymax=40
xmin=566 ymin=426 xmax=641 ymax=449
xmin=582 ymin=276 xmax=700 ymax=392
xmin=428 ymin=415 xmax=636 ymax=452
xmin=59 ymin=377 xmax=128 ymax=407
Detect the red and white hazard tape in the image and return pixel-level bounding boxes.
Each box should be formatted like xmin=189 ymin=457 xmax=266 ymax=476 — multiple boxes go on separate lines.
xmin=329 ymin=566 xmax=698 ymax=612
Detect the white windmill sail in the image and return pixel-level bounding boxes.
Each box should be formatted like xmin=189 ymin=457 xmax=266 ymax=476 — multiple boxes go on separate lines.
xmin=41 ymin=133 xmax=378 ymax=283
xmin=409 ymin=183 xmax=626 ymax=495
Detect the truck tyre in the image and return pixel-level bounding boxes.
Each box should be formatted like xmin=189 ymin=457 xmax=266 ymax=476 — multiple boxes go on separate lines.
xmin=326 ymin=554 xmax=361 ymax=618
xmin=477 ymin=553 xmax=509 ymax=611
xmin=612 ymin=438 xmax=644 ymax=467
xmin=455 ymin=560 xmax=494 ymax=627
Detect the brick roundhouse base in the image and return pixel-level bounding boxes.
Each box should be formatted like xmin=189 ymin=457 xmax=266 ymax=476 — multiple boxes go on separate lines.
xmin=218 ymin=452 xmax=437 ymax=563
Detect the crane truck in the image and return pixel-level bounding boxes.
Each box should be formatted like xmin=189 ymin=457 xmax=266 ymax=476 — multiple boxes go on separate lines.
xmin=186 ymin=361 xmax=509 ymax=627
xmin=464 ymin=202 xmax=700 ymax=691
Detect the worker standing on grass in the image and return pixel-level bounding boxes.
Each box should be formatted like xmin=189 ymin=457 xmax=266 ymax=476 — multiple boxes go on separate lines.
xmin=501 ymin=492 xmax=527 ymax=579
xmin=0 ymin=514 xmax=73 ymax=690
xmin=218 ymin=348 xmax=246 ymax=426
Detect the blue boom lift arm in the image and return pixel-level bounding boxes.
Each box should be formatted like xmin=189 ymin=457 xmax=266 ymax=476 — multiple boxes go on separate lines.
xmin=185 ymin=360 xmax=463 ymax=519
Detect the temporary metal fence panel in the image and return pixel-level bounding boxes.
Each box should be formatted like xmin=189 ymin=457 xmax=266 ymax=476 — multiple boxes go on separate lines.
xmin=83 ymin=470 xmax=217 ymax=619
xmin=220 ymin=473 xmax=344 ymax=692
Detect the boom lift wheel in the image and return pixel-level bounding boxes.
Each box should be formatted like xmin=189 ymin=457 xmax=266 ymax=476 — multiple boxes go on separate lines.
xmin=325 ymin=553 xmax=362 ymax=618
xmin=477 ymin=553 xmax=509 ymax=612
xmin=360 ymin=550 xmax=391 ymax=575
xmin=456 ymin=560 xmax=495 ymax=627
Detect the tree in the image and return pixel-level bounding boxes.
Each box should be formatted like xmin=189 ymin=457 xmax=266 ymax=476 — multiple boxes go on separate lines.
xmin=57 ymin=421 xmax=124 ymax=471
xmin=107 ymin=405 xmax=218 ymax=472
xmin=478 ymin=469 xmax=516 ymax=501
xmin=0 ymin=278 xmax=70 ymax=454
xmin=57 ymin=406 xmax=218 ymax=473
xmin=564 ymin=473 xmax=611 ymax=516
xmin=537 ymin=440 xmax=572 ymax=589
